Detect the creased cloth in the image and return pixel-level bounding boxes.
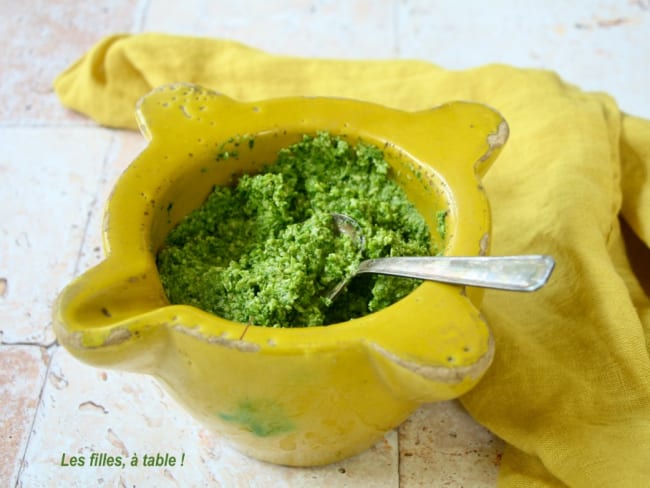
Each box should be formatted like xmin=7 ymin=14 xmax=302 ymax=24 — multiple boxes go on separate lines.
xmin=54 ymin=33 xmax=650 ymax=487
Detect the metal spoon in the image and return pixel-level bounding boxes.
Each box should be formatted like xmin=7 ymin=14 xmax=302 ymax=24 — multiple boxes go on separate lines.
xmin=327 ymin=213 xmax=555 ymax=302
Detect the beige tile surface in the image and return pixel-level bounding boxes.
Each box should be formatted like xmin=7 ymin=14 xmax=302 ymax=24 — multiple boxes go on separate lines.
xmin=399 ymin=402 xmax=504 ymax=487
xmin=144 ymin=0 xmax=397 ymax=58
xmin=0 ymin=128 xmax=113 ymax=344
xmin=2 ymin=1 xmax=646 ymax=486
xmin=0 ymin=345 xmax=51 ymax=486
xmin=395 ymin=0 xmax=650 ymax=119
xmin=0 ymin=0 xmax=147 ymax=126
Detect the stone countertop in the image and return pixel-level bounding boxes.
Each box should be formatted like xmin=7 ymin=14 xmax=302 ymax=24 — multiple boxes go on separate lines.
xmin=1 ymin=1 xmax=648 ymax=486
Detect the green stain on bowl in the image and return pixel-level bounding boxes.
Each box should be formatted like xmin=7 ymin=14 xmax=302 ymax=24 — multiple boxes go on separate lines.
xmin=218 ymin=399 xmax=295 ymax=437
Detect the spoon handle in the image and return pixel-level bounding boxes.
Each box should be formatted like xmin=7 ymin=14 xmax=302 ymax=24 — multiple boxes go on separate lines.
xmin=356 ymin=255 xmax=555 ymax=292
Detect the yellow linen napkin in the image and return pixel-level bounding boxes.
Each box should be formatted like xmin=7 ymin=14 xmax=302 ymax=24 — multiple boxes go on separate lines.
xmin=54 ymin=33 xmax=650 ymax=487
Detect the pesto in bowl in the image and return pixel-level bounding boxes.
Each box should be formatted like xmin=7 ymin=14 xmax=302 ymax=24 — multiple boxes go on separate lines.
xmin=156 ymin=132 xmax=436 ymax=327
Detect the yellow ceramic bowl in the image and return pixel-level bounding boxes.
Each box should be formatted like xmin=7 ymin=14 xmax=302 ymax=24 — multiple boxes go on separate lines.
xmin=53 ymin=83 xmax=508 ymax=466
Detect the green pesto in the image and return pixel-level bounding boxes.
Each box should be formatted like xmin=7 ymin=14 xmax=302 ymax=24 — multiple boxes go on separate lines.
xmin=157 ymin=132 xmax=434 ymax=328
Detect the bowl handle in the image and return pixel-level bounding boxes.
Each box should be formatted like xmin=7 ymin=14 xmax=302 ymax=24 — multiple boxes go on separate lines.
xmin=364 ymin=286 xmax=494 ymax=403
xmin=53 ymin=259 xmax=169 ymax=371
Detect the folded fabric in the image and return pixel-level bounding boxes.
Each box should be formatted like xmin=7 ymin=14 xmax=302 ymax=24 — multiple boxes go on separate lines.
xmin=54 ymin=33 xmax=650 ymax=487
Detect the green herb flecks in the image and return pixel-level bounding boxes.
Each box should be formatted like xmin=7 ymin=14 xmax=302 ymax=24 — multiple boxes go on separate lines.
xmin=157 ymin=132 xmax=434 ymax=327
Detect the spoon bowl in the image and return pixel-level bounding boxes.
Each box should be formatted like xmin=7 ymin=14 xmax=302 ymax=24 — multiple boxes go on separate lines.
xmin=328 ymin=214 xmax=555 ymax=302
